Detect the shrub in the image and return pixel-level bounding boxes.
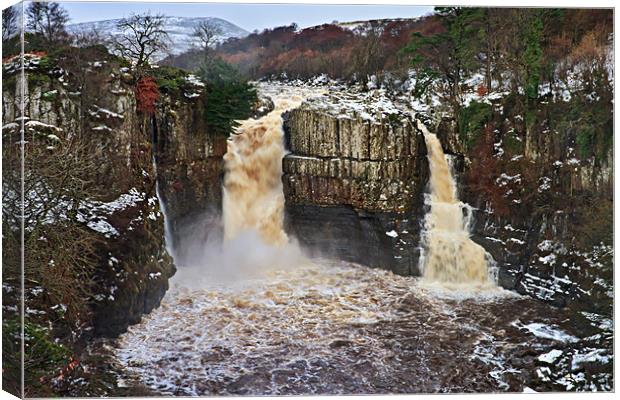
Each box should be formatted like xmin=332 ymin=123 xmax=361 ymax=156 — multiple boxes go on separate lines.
xmin=135 ymin=76 xmax=160 ymax=114
xmin=151 ymin=65 xmax=190 ymax=95
xmin=200 ymin=59 xmax=257 ymax=136
xmin=3 ymin=318 xmax=71 ymax=397
xmin=28 ymin=72 xmax=51 ymax=86
xmin=41 ymin=89 xmax=58 ymax=101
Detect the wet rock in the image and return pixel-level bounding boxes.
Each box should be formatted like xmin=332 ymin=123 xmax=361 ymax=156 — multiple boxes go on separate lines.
xmin=282 ymin=104 xmax=428 ymax=275
xmin=252 ymin=94 xmax=275 ymax=119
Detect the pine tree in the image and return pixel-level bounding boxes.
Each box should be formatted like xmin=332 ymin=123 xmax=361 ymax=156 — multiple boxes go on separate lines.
xmin=402 ymin=7 xmax=484 ymax=109
xmin=523 ymin=11 xmax=543 ymax=100
xmin=200 ymin=59 xmax=257 ymax=136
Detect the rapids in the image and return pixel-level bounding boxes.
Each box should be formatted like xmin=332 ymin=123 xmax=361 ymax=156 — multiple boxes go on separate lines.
xmin=114 ymin=260 xmax=611 ymax=394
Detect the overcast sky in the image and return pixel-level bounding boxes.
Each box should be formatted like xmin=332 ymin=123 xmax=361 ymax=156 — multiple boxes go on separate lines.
xmin=58 ymin=1 xmax=434 ymax=31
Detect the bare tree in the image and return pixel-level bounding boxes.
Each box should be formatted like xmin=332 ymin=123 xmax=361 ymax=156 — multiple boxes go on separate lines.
xmin=349 ymin=25 xmax=385 ymax=86
xmin=25 ymin=1 xmax=69 ymax=46
xmin=113 ymin=13 xmax=170 ymax=74
xmin=192 ymin=20 xmax=223 ymax=70
xmin=2 ymin=5 xmax=19 ymax=41
xmin=192 ymin=20 xmax=222 ymax=51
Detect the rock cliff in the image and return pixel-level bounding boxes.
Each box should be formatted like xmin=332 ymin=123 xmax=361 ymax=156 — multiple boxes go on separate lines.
xmin=153 ymin=92 xmax=226 ymax=264
xmin=282 ymin=96 xmax=428 ymax=276
xmin=280 ymin=85 xmax=612 ymax=313
xmin=2 ymin=52 xmax=175 ymax=337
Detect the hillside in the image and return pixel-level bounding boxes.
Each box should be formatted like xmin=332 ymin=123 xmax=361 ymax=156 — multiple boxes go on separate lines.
xmin=67 ymin=16 xmax=249 ymax=59
xmin=162 ymin=17 xmax=426 ymax=76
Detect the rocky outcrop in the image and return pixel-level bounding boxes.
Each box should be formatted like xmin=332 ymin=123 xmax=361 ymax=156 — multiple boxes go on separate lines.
xmin=2 ymin=53 xmax=176 ymax=337
xmin=153 ymin=94 xmax=225 ymax=264
xmin=437 ymin=98 xmax=613 ymax=312
xmin=282 ymin=104 xmax=428 ymax=276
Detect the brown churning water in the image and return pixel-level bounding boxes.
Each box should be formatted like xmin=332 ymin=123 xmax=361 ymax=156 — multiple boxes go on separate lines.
xmin=417 ymin=122 xmax=495 ymax=288
xmin=222 ymin=94 xmax=307 ymax=246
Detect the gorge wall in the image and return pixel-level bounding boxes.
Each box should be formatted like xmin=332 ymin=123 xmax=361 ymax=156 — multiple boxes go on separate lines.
xmin=153 ymin=93 xmax=226 ymax=264
xmin=280 ymin=89 xmax=613 ymax=313
xmin=2 ymin=53 xmax=179 ymax=337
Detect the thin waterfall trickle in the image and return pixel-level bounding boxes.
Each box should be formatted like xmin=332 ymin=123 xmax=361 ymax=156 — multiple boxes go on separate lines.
xmin=151 ymin=117 xmax=175 ymax=261
xmin=417 ymin=121 xmax=496 ymax=287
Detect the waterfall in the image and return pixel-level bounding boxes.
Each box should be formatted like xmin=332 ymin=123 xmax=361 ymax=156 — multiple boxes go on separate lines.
xmin=151 ymin=116 xmax=175 ymax=261
xmin=222 ymin=94 xmax=304 ymax=246
xmin=417 ymin=122 xmax=495 ymax=287
xmin=169 ymin=87 xmax=324 ymax=287
xmin=154 ymin=163 xmax=175 ymax=260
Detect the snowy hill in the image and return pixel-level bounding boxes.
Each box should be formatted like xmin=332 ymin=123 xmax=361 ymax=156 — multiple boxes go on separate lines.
xmin=67 ymin=16 xmax=249 ymax=58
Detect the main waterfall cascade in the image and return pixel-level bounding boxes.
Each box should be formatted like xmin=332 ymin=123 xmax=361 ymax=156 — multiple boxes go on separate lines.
xmin=416 ymin=121 xmax=496 ymax=288
xmin=169 ymin=86 xmax=326 ymax=287
xmin=222 ymin=96 xmax=303 ymax=246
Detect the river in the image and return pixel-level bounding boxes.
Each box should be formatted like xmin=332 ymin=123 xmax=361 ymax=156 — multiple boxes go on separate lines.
xmin=111 ymin=83 xmax=613 ymax=394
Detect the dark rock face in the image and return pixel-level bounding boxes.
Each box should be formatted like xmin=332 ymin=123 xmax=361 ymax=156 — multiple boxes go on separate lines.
xmin=91 ymin=192 xmax=175 ymax=337
xmin=282 ymin=105 xmax=428 ymax=276
xmin=153 ymin=96 xmax=225 ymax=265
xmin=285 ymin=205 xmax=421 ymax=276
xmin=444 ymin=103 xmax=613 ymax=313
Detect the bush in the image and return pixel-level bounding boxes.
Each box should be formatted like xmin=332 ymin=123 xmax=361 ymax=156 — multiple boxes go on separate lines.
xmin=135 ymin=76 xmax=160 ymax=114
xmin=28 ymin=72 xmax=52 ymax=86
xmin=200 ymin=59 xmax=257 ymax=136
xmin=42 ymin=89 xmax=58 ymax=101
xmin=150 ymin=65 xmax=192 ymax=96
xmin=3 ymin=318 xmax=71 ymax=396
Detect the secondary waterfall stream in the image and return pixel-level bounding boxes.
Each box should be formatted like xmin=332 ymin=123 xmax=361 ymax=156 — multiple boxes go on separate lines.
xmin=417 ymin=123 xmax=495 ymax=288
xmin=112 ymin=84 xmax=612 ymax=395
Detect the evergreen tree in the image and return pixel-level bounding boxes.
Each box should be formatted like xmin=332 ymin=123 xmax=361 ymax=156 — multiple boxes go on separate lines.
xmin=200 ymin=59 xmax=257 ymax=136
xmin=402 ymin=7 xmax=484 ymax=109
xmin=523 ymin=11 xmax=543 ymax=99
